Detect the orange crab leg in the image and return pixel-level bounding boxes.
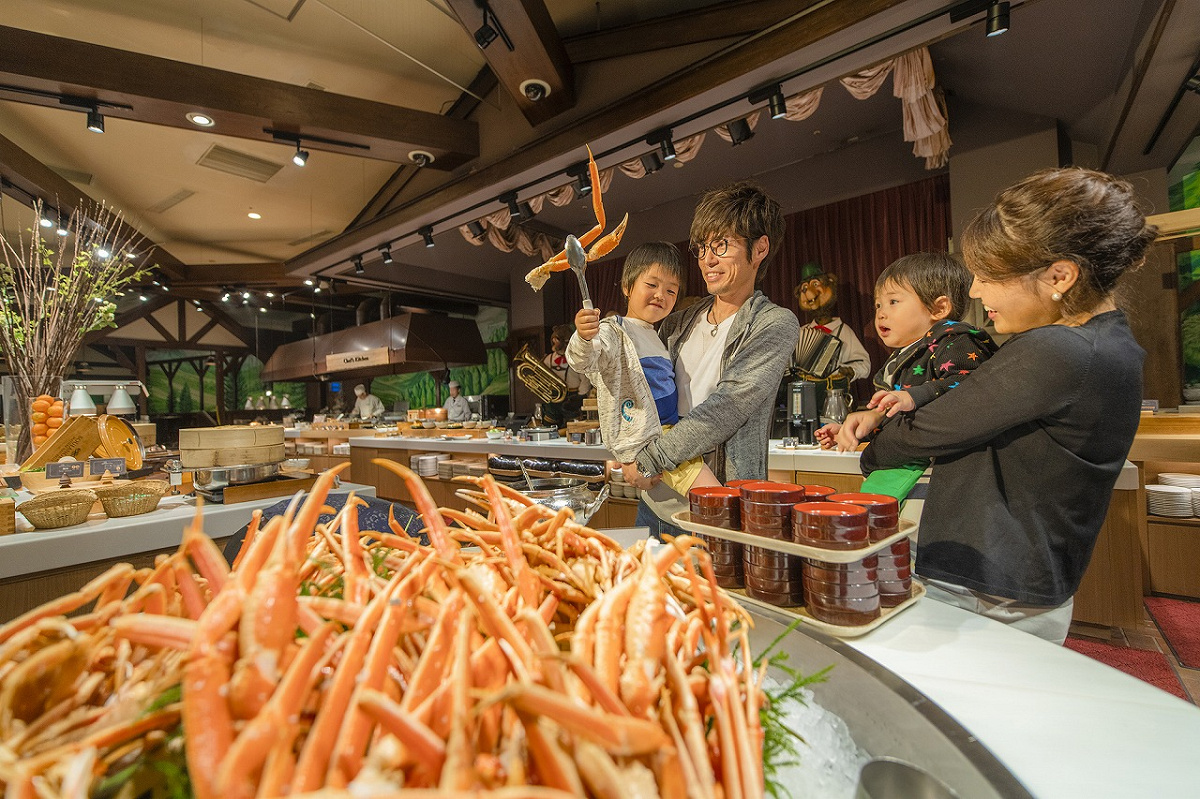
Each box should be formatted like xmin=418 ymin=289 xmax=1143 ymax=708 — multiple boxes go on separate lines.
xmin=216 ymin=622 xmax=338 ymax=799
xmin=331 ymin=558 xmax=438 ymax=783
xmin=587 ymin=212 xmax=629 ymax=261
xmin=373 ymin=458 xmax=461 ymax=562
xmin=358 ymin=689 xmax=447 ymax=768
xmin=498 ymin=682 xmax=672 ymax=756
xmin=0 ymin=563 xmax=134 ymax=645
xmin=230 ymin=509 xmax=263 ymax=571
xmin=482 ymin=475 xmax=540 ymax=609
xmin=401 ymin=589 xmax=465 ymax=711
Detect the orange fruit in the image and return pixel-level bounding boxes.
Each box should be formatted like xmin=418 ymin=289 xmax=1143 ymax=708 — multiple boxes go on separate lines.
xmin=46 ymin=417 xmax=63 ymax=429
xmin=35 ymin=394 xmax=53 ymax=403
xmin=32 ymin=423 xmax=48 ymax=436
xmin=32 ymin=435 xmax=47 ymax=446
xmin=48 ymin=404 xmax=64 ymax=417
xmin=31 ymin=400 xmax=50 ymax=414
xmin=30 ymin=412 xmax=47 ymax=423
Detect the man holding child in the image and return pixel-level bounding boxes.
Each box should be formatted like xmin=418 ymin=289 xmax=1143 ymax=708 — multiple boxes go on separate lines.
xmin=624 ymin=181 xmax=799 ymax=536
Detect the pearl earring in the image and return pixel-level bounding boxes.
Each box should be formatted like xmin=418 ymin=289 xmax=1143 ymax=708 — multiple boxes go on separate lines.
xmin=1051 ymin=292 xmax=1062 ymax=301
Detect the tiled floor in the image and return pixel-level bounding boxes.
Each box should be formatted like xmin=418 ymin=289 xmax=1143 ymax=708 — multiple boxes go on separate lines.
xmin=1069 ymin=603 xmax=1200 ymax=705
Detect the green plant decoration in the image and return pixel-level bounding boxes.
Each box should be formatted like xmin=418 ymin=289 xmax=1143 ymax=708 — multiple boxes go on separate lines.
xmin=0 ymin=199 xmax=155 ymax=459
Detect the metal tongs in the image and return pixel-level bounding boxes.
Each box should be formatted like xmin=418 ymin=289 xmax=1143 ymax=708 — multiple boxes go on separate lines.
xmin=565 ymin=234 xmax=593 ymax=310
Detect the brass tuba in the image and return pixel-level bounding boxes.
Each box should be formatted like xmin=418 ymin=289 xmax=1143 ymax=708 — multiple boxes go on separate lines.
xmin=513 ymin=342 xmax=568 ymax=404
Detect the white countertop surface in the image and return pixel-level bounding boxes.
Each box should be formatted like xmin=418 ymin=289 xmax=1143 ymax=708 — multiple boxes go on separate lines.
xmin=353 ymin=434 xmax=614 ymax=460
xmin=1 ymin=482 xmax=376 ymax=579
xmin=848 ymin=598 xmax=1200 ymax=798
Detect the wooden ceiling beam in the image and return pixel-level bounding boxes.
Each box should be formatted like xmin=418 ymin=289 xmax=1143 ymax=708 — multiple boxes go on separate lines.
xmin=443 ymin=0 xmax=574 ymax=127
xmin=353 ymin=68 xmax=500 ymax=227
xmin=563 ymin=0 xmax=810 ymax=64
xmin=81 ymin=294 xmax=175 ymax=347
xmin=0 ymin=132 xmax=187 ymax=280
xmin=0 ymin=25 xmax=479 ymax=170
xmin=170 ymin=263 xmax=306 ymax=289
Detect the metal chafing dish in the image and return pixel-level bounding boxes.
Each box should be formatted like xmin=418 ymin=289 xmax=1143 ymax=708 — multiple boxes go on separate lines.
xmin=192 ymin=461 xmax=282 ymax=501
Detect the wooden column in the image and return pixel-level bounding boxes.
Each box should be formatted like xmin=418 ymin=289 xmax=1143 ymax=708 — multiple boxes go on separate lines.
xmin=214 ymin=351 xmax=226 ymax=419
xmin=135 ymin=345 xmax=148 ymax=417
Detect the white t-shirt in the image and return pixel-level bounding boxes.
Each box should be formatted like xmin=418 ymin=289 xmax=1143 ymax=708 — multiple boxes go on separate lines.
xmin=676 ymin=314 xmax=736 ymax=415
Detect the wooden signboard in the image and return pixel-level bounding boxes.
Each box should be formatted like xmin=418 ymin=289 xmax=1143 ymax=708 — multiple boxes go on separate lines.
xmin=325 ymin=347 xmax=390 ymax=372
xmin=21 ymin=416 xmax=102 ymax=470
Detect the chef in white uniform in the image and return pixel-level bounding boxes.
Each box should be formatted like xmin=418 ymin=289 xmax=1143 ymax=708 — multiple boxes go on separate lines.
xmin=352 ymin=383 xmax=384 ymax=420
xmin=444 ymin=380 xmax=471 ymax=422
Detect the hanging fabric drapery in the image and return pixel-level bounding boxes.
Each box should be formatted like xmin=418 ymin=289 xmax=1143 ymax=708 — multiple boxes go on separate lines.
xmin=459 ymin=46 xmax=950 ymax=261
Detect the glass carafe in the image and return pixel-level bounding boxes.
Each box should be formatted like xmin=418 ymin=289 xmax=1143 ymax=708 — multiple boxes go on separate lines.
xmin=822 ymin=388 xmax=850 ymax=424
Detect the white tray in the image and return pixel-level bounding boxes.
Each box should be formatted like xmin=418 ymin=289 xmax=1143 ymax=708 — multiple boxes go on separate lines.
xmin=671 ymin=510 xmax=916 ymax=563
xmin=728 ymin=581 xmax=925 ymax=638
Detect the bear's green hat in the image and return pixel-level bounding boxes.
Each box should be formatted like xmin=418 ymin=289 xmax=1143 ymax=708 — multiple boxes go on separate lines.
xmin=799 ymin=262 xmax=826 ymax=281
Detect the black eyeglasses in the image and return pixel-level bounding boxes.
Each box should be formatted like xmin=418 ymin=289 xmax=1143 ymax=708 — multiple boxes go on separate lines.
xmin=690 ymin=237 xmax=743 ymax=259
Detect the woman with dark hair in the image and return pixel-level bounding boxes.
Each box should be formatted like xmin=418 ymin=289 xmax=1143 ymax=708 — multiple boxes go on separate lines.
xmin=860 ymin=167 xmax=1158 ymax=644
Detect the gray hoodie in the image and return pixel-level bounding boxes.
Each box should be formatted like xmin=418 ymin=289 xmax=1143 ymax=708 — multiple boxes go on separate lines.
xmin=634 ymin=291 xmax=799 ymax=483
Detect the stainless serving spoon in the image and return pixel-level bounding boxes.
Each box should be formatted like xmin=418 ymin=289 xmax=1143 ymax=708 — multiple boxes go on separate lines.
xmin=565 ymin=234 xmax=593 ymax=310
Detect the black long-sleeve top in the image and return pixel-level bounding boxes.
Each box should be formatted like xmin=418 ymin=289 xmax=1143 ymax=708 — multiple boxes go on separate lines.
xmin=860 ymin=311 xmax=1144 ymax=605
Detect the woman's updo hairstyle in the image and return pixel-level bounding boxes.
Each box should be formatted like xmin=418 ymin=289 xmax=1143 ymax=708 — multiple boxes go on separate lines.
xmin=961 ymin=167 xmax=1158 ymax=316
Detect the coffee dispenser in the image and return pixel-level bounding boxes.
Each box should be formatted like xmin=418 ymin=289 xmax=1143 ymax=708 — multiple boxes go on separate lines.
xmin=789 ymin=379 xmax=820 ymax=444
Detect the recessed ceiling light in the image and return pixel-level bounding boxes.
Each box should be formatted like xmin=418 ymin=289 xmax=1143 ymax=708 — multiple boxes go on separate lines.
xmin=186 ymin=112 xmax=215 ymax=127
xmin=247 ymin=211 xmax=262 ymax=220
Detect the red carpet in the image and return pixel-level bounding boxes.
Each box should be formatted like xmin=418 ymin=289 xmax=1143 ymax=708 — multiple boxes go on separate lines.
xmin=1146 ymin=596 xmax=1200 ymax=670
xmin=1064 ymin=636 xmax=1189 ymax=701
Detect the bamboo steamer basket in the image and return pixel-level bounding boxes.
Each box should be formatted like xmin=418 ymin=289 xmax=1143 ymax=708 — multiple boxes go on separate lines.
xmin=178 ymin=425 xmax=286 ymax=469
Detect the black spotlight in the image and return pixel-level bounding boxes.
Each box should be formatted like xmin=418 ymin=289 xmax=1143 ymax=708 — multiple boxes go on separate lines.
xmin=749 ymin=84 xmax=788 ymax=120
xmin=566 ymin=161 xmax=592 ymax=196
xmin=727 ymin=118 xmax=755 ymax=146
xmin=647 ymin=129 xmax=676 ymax=161
xmin=467 ymin=220 xmax=487 ymax=240
xmin=86 ymin=108 xmax=105 ymax=133
xmin=641 ymin=152 xmax=663 ymax=175
xmin=986 ymin=1 xmax=1010 ymax=37
xmin=501 ymin=192 xmax=523 ymax=220
xmin=292 ymin=143 xmax=309 ymax=167
xmin=420 ymin=226 xmax=435 ymax=248
xmin=474 ymin=20 xmax=497 ymax=49
xmin=352 ymin=255 xmax=364 ymax=275
xmin=380 ymin=245 xmax=393 ymax=264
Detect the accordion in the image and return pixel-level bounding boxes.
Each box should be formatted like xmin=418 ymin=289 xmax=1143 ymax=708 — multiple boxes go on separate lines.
xmin=793 ymin=328 xmax=843 ymax=379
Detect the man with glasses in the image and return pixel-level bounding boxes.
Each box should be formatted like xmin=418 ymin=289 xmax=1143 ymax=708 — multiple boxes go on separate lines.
xmin=625 ymin=181 xmax=799 ymax=536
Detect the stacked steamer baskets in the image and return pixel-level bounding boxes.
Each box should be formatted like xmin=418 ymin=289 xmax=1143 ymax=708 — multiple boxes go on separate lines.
xmin=687 ymin=486 xmax=743 ymax=588
xmin=827 ymin=493 xmax=911 ymax=607
xmin=792 ymin=501 xmax=880 ymax=626
xmin=737 ymin=481 xmax=808 ymax=606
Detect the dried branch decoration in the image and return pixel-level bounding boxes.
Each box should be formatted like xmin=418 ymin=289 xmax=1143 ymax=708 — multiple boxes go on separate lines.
xmin=0 ymin=198 xmax=154 ymax=459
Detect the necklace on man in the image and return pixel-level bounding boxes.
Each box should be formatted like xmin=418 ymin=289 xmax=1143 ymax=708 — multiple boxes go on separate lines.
xmin=707 ymin=308 xmax=720 ymax=336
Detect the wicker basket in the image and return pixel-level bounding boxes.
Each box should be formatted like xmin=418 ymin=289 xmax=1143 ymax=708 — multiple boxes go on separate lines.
xmin=17 ymin=488 xmax=98 ymax=530
xmin=93 ymin=480 xmax=169 ymax=518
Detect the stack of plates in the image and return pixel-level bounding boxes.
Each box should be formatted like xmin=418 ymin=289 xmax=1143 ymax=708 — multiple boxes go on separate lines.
xmin=1158 ymin=472 xmax=1200 ymax=489
xmin=416 ymin=454 xmax=440 ymax=477
xmin=1146 ymin=484 xmax=1193 ymax=517
xmin=437 ymin=460 xmax=456 ymax=480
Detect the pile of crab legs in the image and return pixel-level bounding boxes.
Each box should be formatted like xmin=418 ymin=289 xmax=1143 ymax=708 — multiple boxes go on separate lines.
xmin=0 ymin=459 xmax=766 ymax=799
